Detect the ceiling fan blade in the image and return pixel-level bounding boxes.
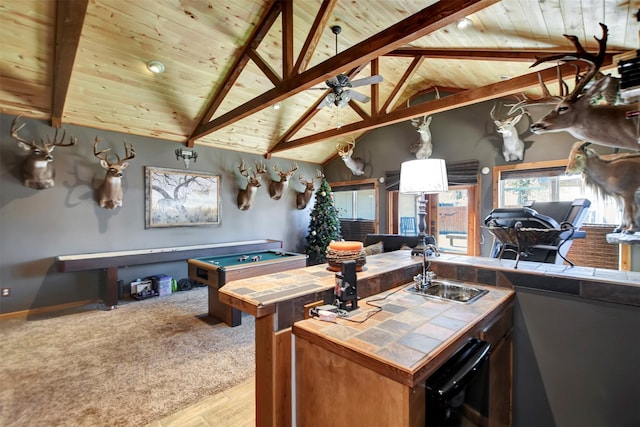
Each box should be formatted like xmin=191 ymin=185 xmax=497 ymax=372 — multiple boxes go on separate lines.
xmin=349 ymin=74 xmax=383 ymax=88
xmin=347 ymin=89 xmax=370 ymax=103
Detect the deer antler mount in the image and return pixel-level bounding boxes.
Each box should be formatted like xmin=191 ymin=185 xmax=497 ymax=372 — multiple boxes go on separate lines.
xmin=10 ymin=116 xmax=77 ymax=189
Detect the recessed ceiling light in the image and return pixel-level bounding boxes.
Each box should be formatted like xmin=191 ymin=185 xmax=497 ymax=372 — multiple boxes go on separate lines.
xmin=273 ymin=102 xmax=281 ymax=110
xmin=456 ymin=17 xmax=473 ymax=29
xmin=147 ymin=60 xmax=165 ymax=74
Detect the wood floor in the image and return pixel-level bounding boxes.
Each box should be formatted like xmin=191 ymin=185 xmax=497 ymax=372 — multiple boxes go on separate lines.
xmin=147 ymin=377 xmax=255 ymax=427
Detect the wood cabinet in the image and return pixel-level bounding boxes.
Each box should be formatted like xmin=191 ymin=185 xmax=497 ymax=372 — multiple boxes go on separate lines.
xmin=481 ymin=304 xmax=513 ymax=427
xmin=293 ymin=285 xmax=514 ymax=427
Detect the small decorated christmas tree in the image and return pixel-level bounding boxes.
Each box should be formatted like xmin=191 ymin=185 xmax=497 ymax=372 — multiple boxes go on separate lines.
xmin=305 ymin=178 xmax=342 ymax=265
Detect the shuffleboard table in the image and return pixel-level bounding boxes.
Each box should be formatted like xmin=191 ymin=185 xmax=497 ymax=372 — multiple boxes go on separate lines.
xmin=188 ymin=249 xmax=307 ymax=326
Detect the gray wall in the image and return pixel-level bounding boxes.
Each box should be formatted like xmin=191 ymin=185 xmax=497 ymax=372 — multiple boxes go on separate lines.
xmin=0 ymin=113 xmax=321 ymax=314
xmin=324 ymin=98 xmax=639 ymax=266
xmin=514 ymin=288 xmax=640 ymax=427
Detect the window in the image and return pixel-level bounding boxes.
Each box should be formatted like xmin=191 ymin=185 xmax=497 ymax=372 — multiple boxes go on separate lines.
xmin=497 ymin=162 xmax=619 ymax=225
xmin=493 ymin=160 xmax=623 ymax=270
xmin=330 ymin=178 xmax=380 ymax=242
xmin=334 ymin=187 xmax=375 ymax=220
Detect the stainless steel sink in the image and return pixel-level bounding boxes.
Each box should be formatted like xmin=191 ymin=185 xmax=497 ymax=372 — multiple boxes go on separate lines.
xmin=405 ymin=280 xmax=488 ymax=304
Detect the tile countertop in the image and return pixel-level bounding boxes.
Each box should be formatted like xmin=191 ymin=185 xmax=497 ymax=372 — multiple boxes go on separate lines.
xmin=428 ymin=253 xmax=640 ymax=307
xmin=218 ymin=250 xmax=423 ymax=310
xmin=219 ymin=251 xmax=640 ymax=314
xmin=292 ymin=279 xmax=514 ymax=387
xmin=434 ymin=253 xmax=640 ymax=285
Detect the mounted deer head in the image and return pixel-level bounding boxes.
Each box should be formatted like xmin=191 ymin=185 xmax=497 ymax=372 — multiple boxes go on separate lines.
xmin=295 ymin=170 xmax=324 ymax=210
xmin=10 ymin=116 xmax=77 ymax=189
xmin=337 ymin=139 xmax=364 ymax=175
xmin=511 ymin=23 xmax=638 ymax=152
xmin=268 ymin=163 xmax=298 ymax=200
xmin=410 ymin=115 xmax=433 ymax=159
xmin=237 ymin=159 xmax=267 ymax=211
xmin=93 ymin=138 xmax=135 ymax=209
xmin=490 ymin=104 xmax=528 ymax=162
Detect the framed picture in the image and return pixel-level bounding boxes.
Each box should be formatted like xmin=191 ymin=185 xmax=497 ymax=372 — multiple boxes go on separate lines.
xmin=145 ymin=166 xmax=221 ymax=228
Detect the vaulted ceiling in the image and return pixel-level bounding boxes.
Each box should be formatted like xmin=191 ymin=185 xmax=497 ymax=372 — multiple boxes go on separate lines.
xmin=1 ymin=0 xmax=637 ymax=165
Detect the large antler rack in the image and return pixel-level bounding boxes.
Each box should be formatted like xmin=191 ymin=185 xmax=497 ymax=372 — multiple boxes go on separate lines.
xmin=93 ymin=138 xmax=135 ymax=165
xmin=507 ymin=23 xmax=608 ymax=115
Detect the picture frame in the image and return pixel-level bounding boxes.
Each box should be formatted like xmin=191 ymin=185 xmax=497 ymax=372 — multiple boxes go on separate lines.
xmin=145 ymin=166 xmax=221 ymax=228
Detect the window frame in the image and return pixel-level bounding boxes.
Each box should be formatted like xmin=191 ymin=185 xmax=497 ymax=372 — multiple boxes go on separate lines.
xmin=329 ymin=178 xmax=380 ymax=234
xmin=491 ymin=159 xmax=629 ymax=270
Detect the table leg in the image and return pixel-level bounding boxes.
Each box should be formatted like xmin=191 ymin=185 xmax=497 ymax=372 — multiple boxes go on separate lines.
xmin=255 ymin=314 xmax=292 ymax=427
xmin=255 ymin=314 xmax=275 ymax=427
xmin=274 ymin=328 xmax=292 ymax=427
xmin=101 ymin=267 xmax=118 ymax=310
xmin=208 ymin=286 xmax=242 ymax=327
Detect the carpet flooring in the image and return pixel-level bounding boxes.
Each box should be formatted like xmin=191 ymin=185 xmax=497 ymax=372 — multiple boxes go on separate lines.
xmin=0 ymin=287 xmax=255 ymax=426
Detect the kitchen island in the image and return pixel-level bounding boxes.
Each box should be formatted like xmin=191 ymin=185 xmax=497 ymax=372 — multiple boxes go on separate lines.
xmin=293 ymin=280 xmax=514 ymax=427
xmin=218 ymin=251 xmax=424 ymax=427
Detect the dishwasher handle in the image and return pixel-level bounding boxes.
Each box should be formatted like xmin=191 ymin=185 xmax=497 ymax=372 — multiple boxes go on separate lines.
xmin=435 ymin=340 xmax=491 ymax=398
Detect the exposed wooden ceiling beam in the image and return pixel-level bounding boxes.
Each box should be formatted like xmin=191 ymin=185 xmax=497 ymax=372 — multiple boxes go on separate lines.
xmin=51 ymin=0 xmax=89 ymax=128
xmin=381 ymin=56 xmax=425 ymax=114
xmin=294 ymin=0 xmax=338 ymax=74
xmin=269 ymin=63 xmax=592 ymax=153
xmin=187 ymin=1 xmax=282 ymax=146
xmin=190 ymin=0 xmax=500 ymax=143
xmin=385 ymin=48 xmax=623 ymax=63
xmin=370 ymin=58 xmax=380 ymax=115
xmin=282 ymin=0 xmax=294 ymax=79
xmin=247 ymin=49 xmax=281 ymax=86
xmin=349 ymin=101 xmax=369 ymax=121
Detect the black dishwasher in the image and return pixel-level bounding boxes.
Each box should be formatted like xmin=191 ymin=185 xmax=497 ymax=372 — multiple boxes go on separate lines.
xmin=425 ymin=338 xmax=491 ymax=427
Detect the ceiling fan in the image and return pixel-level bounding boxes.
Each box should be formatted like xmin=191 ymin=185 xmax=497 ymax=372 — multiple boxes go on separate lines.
xmin=311 ymin=25 xmax=384 ymax=109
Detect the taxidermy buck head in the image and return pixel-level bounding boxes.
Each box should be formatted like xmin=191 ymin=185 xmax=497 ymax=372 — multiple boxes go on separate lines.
xmin=565 ymin=141 xmax=640 ymax=233
xmin=10 ymin=116 xmax=77 ymax=189
xmin=93 ymin=138 xmax=135 ymax=209
xmin=237 ymin=159 xmax=267 ymax=211
xmin=410 ymin=115 xmax=433 ymax=159
xmin=268 ymin=163 xmax=298 ymax=200
xmin=296 ymin=170 xmax=324 ymax=210
xmin=512 ymin=23 xmax=638 ymax=152
xmin=337 ymin=139 xmax=364 ymax=175
xmin=490 ymin=104 xmax=527 ymax=162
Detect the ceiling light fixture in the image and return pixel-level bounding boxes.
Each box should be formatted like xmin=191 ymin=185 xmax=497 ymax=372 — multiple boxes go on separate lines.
xmin=456 ymin=17 xmax=473 ymax=29
xmin=147 ymin=60 xmax=165 ymax=74
xmin=273 ymin=102 xmax=281 ymax=110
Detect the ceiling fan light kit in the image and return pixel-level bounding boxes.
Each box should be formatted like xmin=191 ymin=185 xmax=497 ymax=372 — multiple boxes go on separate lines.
xmin=312 ymin=25 xmax=384 ymax=110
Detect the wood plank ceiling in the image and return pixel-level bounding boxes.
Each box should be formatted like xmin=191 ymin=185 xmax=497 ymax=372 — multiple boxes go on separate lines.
xmin=1 ymin=0 xmax=637 ymax=165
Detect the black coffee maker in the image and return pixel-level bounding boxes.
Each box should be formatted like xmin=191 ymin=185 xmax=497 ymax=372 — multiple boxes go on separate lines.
xmin=334 ymin=260 xmax=358 ymax=311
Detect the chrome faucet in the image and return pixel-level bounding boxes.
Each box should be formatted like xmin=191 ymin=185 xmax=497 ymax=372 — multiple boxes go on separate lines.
xmin=414 ymin=244 xmax=440 ymax=291
xmin=424 ymin=244 xmax=441 ymax=257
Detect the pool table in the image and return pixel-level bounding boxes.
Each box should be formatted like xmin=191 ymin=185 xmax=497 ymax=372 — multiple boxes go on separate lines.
xmin=188 ymin=250 xmax=308 ymax=326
